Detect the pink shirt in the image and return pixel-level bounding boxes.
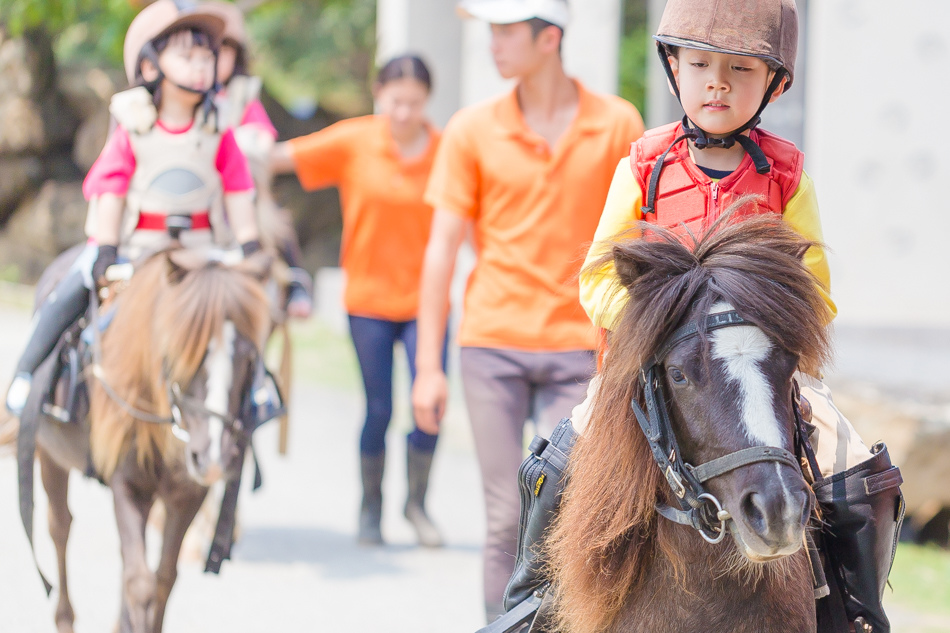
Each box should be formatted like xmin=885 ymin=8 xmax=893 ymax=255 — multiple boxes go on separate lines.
xmin=82 ymin=121 xmax=254 ymax=200
xmin=240 ymin=99 xmax=278 ymax=140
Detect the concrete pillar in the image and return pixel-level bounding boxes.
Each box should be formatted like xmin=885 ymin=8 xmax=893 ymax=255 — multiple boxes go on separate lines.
xmin=646 ymin=0 xmax=679 ymax=128
xmin=377 ymin=0 xmax=463 ymax=127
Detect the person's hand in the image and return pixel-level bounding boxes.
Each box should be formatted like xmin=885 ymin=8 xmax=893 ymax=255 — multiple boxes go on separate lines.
xmin=92 ymin=244 xmax=118 ymax=286
xmin=412 ymin=368 xmax=448 ymax=434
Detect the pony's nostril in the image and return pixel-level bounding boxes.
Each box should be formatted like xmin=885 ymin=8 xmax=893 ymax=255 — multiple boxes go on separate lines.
xmin=741 ymin=491 xmax=768 ymax=536
xmin=798 ymin=490 xmax=812 ymax=526
xmin=191 ymin=451 xmax=203 ymax=470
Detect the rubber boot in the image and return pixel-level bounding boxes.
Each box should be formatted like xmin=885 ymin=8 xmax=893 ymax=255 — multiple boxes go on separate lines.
xmin=358 ymin=452 xmax=385 ymax=545
xmin=404 ymin=444 xmax=443 ymax=548
xmin=6 ymin=270 xmax=89 ymax=415
xmin=813 ymin=443 xmax=904 ymax=633
xmin=503 ymin=417 xmax=578 ymax=612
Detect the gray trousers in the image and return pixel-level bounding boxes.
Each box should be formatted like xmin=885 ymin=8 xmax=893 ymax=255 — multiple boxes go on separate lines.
xmin=459 ymin=346 xmax=595 ymax=617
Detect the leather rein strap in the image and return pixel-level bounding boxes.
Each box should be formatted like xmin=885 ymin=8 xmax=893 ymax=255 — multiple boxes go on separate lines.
xmin=631 ymin=310 xmax=800 ymax=543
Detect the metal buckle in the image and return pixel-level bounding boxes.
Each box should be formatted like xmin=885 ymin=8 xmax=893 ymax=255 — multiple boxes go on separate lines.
xmin=666 ymin=465 xmax=687 ymax=498
xmin=169 ymin=382 xmax=190 ymax=442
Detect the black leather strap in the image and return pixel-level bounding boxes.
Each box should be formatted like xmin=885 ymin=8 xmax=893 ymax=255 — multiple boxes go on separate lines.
xmin=650 ymin=310 xmax=748 ymax=367
xmin=689 ymin=446 xmax=799 ymax=483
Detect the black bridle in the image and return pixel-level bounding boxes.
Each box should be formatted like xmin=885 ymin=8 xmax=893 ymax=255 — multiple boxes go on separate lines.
xmin=631 ymin=309 xmax=801 ymax=543
xmin=89 ymin=357 xmax=258 ymax=446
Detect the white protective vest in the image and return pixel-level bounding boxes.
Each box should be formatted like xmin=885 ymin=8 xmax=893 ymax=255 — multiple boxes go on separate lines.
xmin=215 ymin=75 xmax=287 ymax=251
xmin=85 ymin=87 xmax=234 ymax=259
xmin=216 ymin=75 xmax=270 ymax=187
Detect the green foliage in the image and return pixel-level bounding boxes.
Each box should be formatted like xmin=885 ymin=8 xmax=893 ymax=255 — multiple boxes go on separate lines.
xmin=618 ymin=24 xmax=649 ymax=116
xmin=886 ymin=543 xmax=950 ymax=618
xmin=0 ymin=0 xmax=137 ymax=66
xmin=618 ymin=0 xmax=649 ymax=116
xmin=1 ymin=0 xmax=378 ymax=115
xmin=246 ymin=0 xmax=376 ymax=116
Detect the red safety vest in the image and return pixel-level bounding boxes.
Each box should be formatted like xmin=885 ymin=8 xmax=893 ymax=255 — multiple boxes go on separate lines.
xmin=630 ymin=122 xmax=804 ymax=234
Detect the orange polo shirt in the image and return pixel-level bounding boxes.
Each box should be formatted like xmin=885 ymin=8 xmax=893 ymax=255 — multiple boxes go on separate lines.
xmin=289 ymin=115 xmax=440 ymax=321
xmin=425 ymin=82 xmax=644 ymax=351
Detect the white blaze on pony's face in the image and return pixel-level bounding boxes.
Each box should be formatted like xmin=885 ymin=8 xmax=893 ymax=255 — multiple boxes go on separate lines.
xmin=709 ymin=303 xmax=783 ymax=448
xmin=706 ymin=302 xmax=808 ymax=559
xmin=200 ymin=320 xmax=236 ymax=482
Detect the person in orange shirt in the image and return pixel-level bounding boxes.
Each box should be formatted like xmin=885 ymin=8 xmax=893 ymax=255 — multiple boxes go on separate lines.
xmin=272 ymin=56 xmax=446 ymax=548
xmin=410 ymin=0 xmax=644 ymax=620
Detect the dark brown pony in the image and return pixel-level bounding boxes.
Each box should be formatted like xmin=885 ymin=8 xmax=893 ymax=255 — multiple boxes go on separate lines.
xmin=547 ymin=208 xmax=833 ymax=633
xmin=25 ymin=249 xmax=271 ymax=633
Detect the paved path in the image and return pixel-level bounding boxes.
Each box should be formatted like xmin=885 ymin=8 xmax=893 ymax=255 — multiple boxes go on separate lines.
xmin=0 ymin=302 xmax=485 ymax=632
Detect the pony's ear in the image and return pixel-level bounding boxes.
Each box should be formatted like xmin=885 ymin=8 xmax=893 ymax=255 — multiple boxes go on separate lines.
xmin=613 ymin=247 xmax=642 ymax=290
xmin=235 ymin=251 xmax=273 ymax=283
xmin=165 ymin=249 xmax=207 ymax=285
xmin=165 ymin=253 xmax=189 ymax=285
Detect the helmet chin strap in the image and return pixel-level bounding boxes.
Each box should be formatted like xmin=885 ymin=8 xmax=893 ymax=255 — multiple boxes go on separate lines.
xmin=641 ymin=46 xmax=786 ymax=217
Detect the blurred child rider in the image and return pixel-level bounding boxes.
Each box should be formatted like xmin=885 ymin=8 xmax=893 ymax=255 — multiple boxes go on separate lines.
xmin=271 ymin=56 xmax=447 ymax=548
xmin=412 ymin=0 xmax=644 ymax=619
xmin=206 ymin=0 xmax=313 ymax=318
xmin=4 ymin=0 xmax=261 ymax=416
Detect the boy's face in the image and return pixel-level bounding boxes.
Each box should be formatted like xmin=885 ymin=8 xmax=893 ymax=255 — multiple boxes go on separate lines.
xmin=489 ymin=21 xmax=560 ymax=79
xmin=669 ymin=49 xmax=786 ymax=136
xmin=142 ymin=30 xmax=217 ymax=105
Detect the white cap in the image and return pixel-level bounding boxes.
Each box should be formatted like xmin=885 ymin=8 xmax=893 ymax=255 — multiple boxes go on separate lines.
xmin=457 ymin=0 xmax=570 ymax=29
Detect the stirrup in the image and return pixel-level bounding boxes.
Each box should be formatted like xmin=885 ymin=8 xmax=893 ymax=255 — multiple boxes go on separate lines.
xmin=42 ymin=402 xmax=71 ymax=423
xmin=5 ymin=372 xmax=32 ymax=417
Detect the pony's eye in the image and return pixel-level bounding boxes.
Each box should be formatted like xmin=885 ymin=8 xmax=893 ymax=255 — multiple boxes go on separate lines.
xmin=668 ymin=367 xmax=688 ymax=385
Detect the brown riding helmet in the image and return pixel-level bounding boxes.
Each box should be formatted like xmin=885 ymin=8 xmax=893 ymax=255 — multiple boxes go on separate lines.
xmin=123 ymin=0 xmax=226 ymax=85
xmin=205 ymin=1 xmax=248 ymax=47
xmin=654 ymin=0 xmax=798 ymax=92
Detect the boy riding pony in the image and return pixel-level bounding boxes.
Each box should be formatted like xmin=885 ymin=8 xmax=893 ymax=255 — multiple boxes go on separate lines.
xmin=502 ymin=2 xmax=903 ymax=632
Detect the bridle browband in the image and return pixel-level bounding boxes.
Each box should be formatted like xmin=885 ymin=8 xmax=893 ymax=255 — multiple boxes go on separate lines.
xmin=631 ymin=309 xmax=800 ymax=544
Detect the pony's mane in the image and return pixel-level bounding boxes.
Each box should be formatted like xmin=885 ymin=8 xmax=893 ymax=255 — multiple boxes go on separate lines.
xmin=90 ymin=252 xmax=271 ymax=480
xmin=546 ymin=204 xmax=832 ymax=633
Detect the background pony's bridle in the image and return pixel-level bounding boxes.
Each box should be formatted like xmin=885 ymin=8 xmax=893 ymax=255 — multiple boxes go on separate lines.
xmin=631 ymin=309 xmax=802 ymax=544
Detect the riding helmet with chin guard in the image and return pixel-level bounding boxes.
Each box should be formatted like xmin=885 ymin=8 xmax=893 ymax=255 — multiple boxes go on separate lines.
xmin=123 ymin=0 xmax=226 ymax=86
xmin=204 ymin=1 xmax=249 ymax=48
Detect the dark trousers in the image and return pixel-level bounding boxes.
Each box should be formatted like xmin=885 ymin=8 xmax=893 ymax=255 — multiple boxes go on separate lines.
xmin=347 ymin=315 xmax=446 ymax=456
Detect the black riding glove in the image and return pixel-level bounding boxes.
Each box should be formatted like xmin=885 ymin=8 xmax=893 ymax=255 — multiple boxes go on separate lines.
xmin=92 ymin=245 xmax=118 ymax=285
xmin=241 ymin=240 xmax=263 ymax=258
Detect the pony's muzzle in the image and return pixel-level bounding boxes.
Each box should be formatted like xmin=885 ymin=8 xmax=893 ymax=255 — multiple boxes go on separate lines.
xmin=734 ymin=467 xmax=811 ymax=558
xmin=189 ymin=449 xmax=224 ymax=485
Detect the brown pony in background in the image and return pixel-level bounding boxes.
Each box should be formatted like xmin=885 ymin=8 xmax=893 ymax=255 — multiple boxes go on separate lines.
xmin=546 ymin=209 xmax=832 ymax=633
xmin=23 ymin=249 xmax=271 ymax=633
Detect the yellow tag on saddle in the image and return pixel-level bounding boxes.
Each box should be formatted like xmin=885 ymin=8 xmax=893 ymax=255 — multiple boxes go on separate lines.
xmin=534 ymin=473 xmax=546 ymax=496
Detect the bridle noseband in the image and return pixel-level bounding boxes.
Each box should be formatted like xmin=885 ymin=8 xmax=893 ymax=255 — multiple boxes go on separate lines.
xmin=631 ymin=310 xmax=800 ymax=544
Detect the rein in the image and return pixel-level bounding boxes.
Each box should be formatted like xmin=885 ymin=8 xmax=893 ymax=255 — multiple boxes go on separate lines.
xmin=88 ymin=362 xmax=251 ymax=445
xmin=631 ymin=310 xmax=801 ymax=543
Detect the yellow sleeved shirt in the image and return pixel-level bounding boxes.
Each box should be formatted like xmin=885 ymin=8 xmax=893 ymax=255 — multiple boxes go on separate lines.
xmin=580 ymin=159 xmax=837 ymax=331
